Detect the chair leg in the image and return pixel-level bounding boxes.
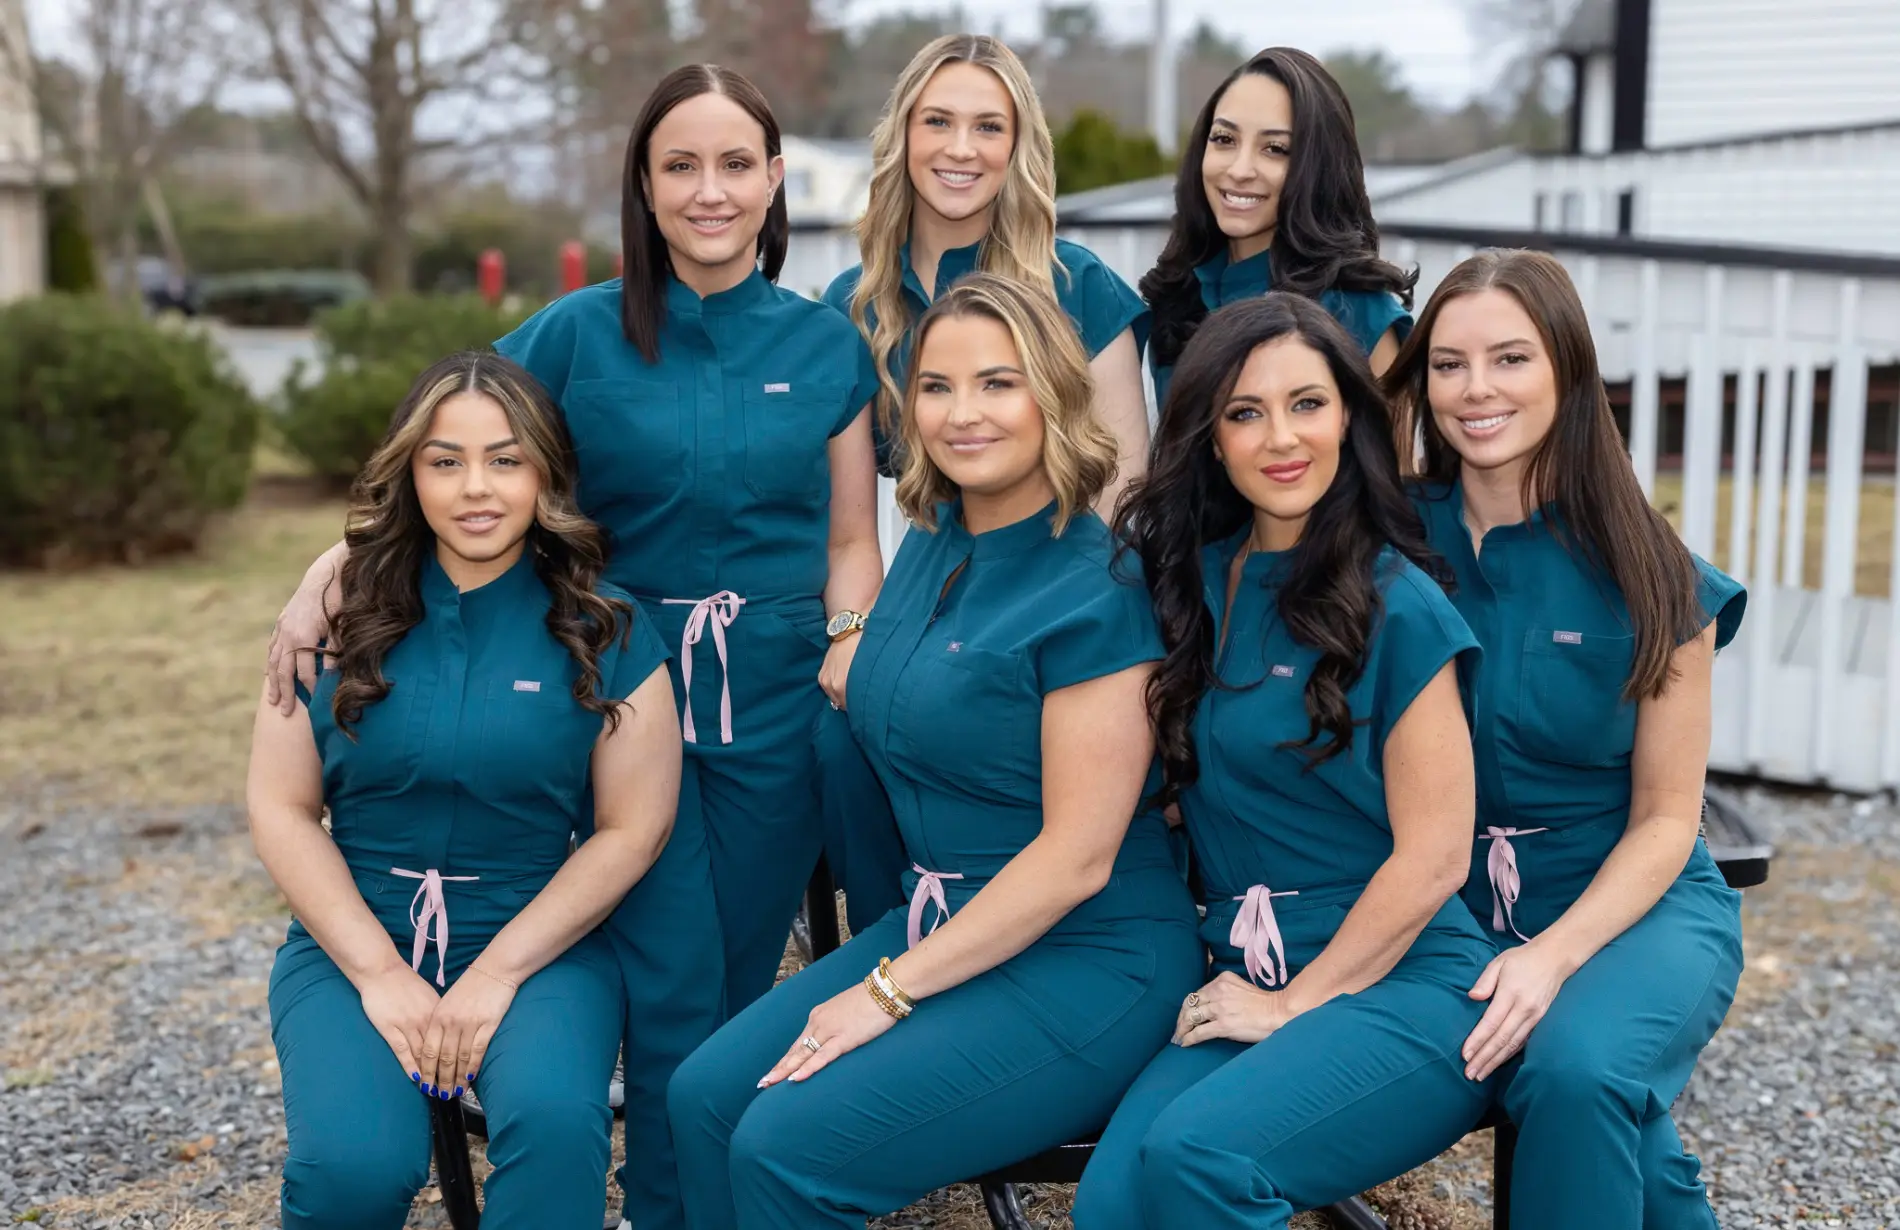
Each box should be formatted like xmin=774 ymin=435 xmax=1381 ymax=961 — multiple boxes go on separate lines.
xmin=1493 ymin=1121 xmax=1517 ymax=1230
xmin=1323 ymin=1196 xmax=1388 ymax=1230
xmin=429 ymin=1096 xmax=482 ymax=1229
xmin=979 ymin=1181 xmax=1034 ymax=1230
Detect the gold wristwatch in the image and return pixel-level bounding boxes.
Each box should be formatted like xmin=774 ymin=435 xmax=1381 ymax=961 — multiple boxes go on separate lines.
xmin=825 ymin=610 xmax=867 ymax=642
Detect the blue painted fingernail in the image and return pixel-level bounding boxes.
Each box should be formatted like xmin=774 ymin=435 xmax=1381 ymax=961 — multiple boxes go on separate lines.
xmin=454 ymin=1086 xmax=464 ymax=1097
xmin=440 ymin=1090 xmax=451 ymax=1101
xmin=411 ymin=1072 xmax=421 ymax=1083
xmin=466 ymin=1073 xmax=475 ymax=1081
xmin=424 ymin=1084 xmax=435 ymax=1095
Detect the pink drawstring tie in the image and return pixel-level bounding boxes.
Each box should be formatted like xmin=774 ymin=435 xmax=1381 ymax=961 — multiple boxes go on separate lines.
xmin=1481 ymin=826 xmax=1548 ymax=941
xmin=1231 ymin=884 xmax=1299 ymax=988
xmin=391 ymin=867 xmax=479 ymax=987
xmin=663 ymin=591 xmax=746 ymax=745
xmin=907 ymin=864 xmax=964 ymax=949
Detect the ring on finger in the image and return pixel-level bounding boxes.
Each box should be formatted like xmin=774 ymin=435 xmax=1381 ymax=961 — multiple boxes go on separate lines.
xmin=802 ymin=1035 xmax=822 ymax=1054
xmin=1189 ymin=1006 xmax=1208 ymax=1027
xmin=1185 ymin=992 xmax=1201 ymax=1008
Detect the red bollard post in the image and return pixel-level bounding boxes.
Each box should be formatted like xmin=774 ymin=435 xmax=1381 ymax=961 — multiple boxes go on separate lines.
xmin=477 ymin=248 xmax=505 ymax=306
xmin=561 ymin=240 xmax=586 ymax=294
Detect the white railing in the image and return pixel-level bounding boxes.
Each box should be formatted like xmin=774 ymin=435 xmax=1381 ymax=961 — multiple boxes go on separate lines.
xmin=789 ymin=220 xmax=1900 ymax=792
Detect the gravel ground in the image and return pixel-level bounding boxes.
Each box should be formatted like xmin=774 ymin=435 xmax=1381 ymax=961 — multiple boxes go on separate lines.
xmin=3 ymin=784 xmax=1896 ymax=1228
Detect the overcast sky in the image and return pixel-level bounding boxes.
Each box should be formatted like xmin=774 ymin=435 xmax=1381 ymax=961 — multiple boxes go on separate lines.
xmin=24 ymin=0 xmax=1495 ymax=107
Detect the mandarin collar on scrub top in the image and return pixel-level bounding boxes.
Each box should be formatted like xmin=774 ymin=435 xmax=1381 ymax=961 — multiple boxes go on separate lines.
xmin=420 ymin=544 xmax=542 ymax=616
xmin=1193 ymin=247 xmax=1272 ymax=311
xmin=938 ymin=497 xmax=1062 ymax=561
xmin=900 ymin=239 xmax=984 ymax=305
xmin=663 ymin=266 xmax=775 ymax=322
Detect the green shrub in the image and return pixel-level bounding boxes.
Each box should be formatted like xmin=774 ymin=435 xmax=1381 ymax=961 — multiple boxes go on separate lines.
xmin=278 ymin=295 xmax=537 ymax=482
xmin=198 ymin=269 xmax=373 ymax=328
xmin=0 ymin=295 xmax=260 ymax=566
xmin=1053 ymin=109 xmax=1170 ymax=194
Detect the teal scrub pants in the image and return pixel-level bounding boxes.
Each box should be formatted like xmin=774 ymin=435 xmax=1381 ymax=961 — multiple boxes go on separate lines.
xmin=269 ymin=924 xmax=622 ymax=1230
xmin=651 ymin=595 xmax=831 ymax=1010
xmin=1493 ymin=848 xmax=1742 ymax=1230
xmin=1072 ymin=901 xmax=1494 ymax=1229
xmin=667 ymin=873 xmax=1201 ymax=1229
xmin=596 ymin=766 xmax=728 ymax=1230
xmin=813 ymin=705 xmax=907 ymax=936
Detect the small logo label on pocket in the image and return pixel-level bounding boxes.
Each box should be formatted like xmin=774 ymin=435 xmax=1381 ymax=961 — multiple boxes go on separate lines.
xmin=1552 ymin=631 xmax=1583 ymax=645
xmin=763 ymin=382 xmax=791 ymax=393
xmin=513 ymin=680 xmax=542 ymax=692
xmin=1270 ymin=664 xmax=1295 ymax=678
xmin=946 ymin=641 xmax=963 ymax=652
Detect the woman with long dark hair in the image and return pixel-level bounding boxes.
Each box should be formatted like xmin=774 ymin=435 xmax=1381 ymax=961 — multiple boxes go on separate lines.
xmin=1071 ymin=294 xmax=1494 ymax=1227
xmin=1384 ymin=250 xmax=1745 ymax=1230
xmin=1143 ymin=48 xmax=1415 ymax=409
xmin=248 ymin=352 xmax=679 ymax=1229
xmin=668 ymin=275 xmax=1199 ymax=1228
xmin=264 ymin=66 xmax=884 ymax=1230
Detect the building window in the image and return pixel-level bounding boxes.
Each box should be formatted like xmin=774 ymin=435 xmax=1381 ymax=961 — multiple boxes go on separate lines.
xmin=1560 ymin=190 xmax=1584 ymax=233
xmin=783 ymin=168 xmax=814 ymax=203
xmin=1616 ymin=188 xmax=1636 ymax=236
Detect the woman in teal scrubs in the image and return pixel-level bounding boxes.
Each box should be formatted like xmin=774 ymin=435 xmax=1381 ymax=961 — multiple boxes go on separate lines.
xmin=667 ymin=274 xmax=1201 ymax=1229
xmin=249 ymin=352 xmax=679 ymax=1230
xmin=817 ymin=33 xmax=1152 ymax=934
xmin=1070 ymin=293 xmax=1493 ymax=1228
xmin=1383 ymin=249 xmax=1746 ymax=1230
xmin=1144 ymin=48 xmax=1416 ymax=408
xmin=266 ymin=66 xmax=884 ymax=1230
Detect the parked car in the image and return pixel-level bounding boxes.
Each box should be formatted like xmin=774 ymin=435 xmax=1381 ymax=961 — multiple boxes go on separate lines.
xmin=103 ymin=257 xmax=203 ymax=317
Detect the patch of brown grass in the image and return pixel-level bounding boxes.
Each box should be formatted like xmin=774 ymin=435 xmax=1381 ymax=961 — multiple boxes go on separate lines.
xmin=0 ymin=500 xmax=345 ymax=809
xmin=1650 ymin=473 xmax=1894 ymax=597
xmin=39 ymin=1159 xmax=280 ymax=1228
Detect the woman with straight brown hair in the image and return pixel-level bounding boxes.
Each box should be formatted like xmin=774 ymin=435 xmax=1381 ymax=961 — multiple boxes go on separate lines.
xmin=264 ymin=65 xmax=884 ymax=1230
xmin=1384 ymin=249 xmax=1745 ymax=1230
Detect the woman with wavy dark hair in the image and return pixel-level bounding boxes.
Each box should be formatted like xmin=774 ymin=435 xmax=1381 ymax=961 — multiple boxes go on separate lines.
xmin=1072 ymin=294 xmax=1493 ymax=1228
xmin=247 ymin=352 xmax=679 ymax=1229
xmin=265 ymin=66 xmax=884 ymax=1229
xmin=1143 ymin=47 xmax=1415 ymax=410
xmin=1385 ymin=250 xmax=1745 ymax=1230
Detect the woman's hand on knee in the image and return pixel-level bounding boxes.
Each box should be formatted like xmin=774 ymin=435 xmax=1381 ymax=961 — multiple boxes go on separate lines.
xmin=359 ymin=965 xmax=442 ymax=1091
xmin=423 ymin=965 xmax=515 ymax=1099
xmin=1172 ymin=972 xmax=1293 ymax=1047
xmin=758 ymin=981 xmax=897 ymax=1088
xmin=1462 ymin=943 xmax=1571 ymax=1080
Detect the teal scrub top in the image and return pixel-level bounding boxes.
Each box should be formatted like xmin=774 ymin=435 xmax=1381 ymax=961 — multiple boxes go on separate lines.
xmin=495 ymin=273 xmax=881 ymax=606
xmin=844 ymin=502 xmax=1178 ymax=887
xmin=1149 ymin=249 xmax=1412 ymax=409
xmin=1412 ymin=482 xmax=1746 ymax=925
xmin=1183 ymin=534 xmax=1480 ymax=907
xmin=823 ymin=238 xmax=1150 ymax=472
xmin=300 ymin=552 xmax=669 ymax=944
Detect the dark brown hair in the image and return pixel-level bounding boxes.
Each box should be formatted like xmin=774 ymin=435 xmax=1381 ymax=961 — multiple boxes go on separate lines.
xmin=1141 ymin=47 xmax=1415 ymax=372
xmin=327 ymin=351 xmax=637 ymax=733
xmin=1383 ymin=249 xmax=1705 ymax=699
xmin=1116 ymin=293 xmax=1446 ymax=796
xmin=620 ymin=63 xmax=789 ymax=362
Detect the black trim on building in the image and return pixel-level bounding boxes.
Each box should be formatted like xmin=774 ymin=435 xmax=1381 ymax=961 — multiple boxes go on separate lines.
xmin=1565 ymin=52 xmax=1587 ymax=154
xmin=1611 ymin=0 xmax=1651 ymax=151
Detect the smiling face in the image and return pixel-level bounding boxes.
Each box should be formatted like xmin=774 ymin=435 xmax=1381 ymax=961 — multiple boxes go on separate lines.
xmin=1201 ymin=71 xmax=1294 ymax=264
xmin=1212 ymin=335 xmax=1348 ymax=551
xmin=411 ymin=391 xmax=542 ymax=582
xmin=912 ymin=312 xmax=1053 ymax=523
xmin=906 ymin=61 xmax=1016 ymax=240
xmin=1424 ymin=288 xmax=1560 ymax=484
xmin=644 ymin=91 xmax=784 ymax=294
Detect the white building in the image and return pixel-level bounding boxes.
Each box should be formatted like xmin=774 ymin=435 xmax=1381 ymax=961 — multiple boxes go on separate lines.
xmin=779 ymin=136 xmax=874 ymax=227
xmin=0 ymin=0 xmax=45 ymax=301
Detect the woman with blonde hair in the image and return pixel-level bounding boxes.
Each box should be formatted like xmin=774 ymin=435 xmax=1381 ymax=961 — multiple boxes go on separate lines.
xmin=818 ymin=32 xmax=1150 ymax=937
xmin=669 ymin=273 xmax=1200 ymax=1228
xmin=249 ymin=352 xmax=679 ymax=1229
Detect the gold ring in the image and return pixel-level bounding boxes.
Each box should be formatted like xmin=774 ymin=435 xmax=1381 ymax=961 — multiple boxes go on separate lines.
xmin=1185 ymin=992 xmax=1201 ymax=1008
xmin=1189 ymin=1006 xmax=1208 ymax=1027
xmin=802 ymin=1036 xmax=821 ymax=1053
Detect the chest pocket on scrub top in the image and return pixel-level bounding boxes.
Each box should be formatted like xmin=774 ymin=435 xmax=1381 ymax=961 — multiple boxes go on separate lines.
xmin=1515 ymin=628 xmax=1638 ymax=768
xmin=739 ymin=383 xmax=844 ymax=500
xmin=563 ymin=378 xmax=684 ymax=499
xmin=473 ymin=680 xmax=595 ymax=806
xmin=893 ymin=644 xmax=1038 ymax=791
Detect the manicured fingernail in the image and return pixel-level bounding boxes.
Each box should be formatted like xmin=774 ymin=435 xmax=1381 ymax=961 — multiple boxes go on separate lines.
xmin=454 ymin=1086 xmax=464 ymax=1097
xmin=440 ymin=1090 xmax=451 ymax=1101
xmin=466 ymin=1073 xmax=475 ymax=1081
xmin=756 ymin=1078 xmax=769 ymax=1088
xmin=411 ymin=1072 xmax=421 ymax=1083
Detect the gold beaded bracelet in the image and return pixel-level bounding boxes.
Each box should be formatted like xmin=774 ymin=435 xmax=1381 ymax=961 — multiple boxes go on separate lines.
xmin=863 ymin=971 xmax=908 ymax=1020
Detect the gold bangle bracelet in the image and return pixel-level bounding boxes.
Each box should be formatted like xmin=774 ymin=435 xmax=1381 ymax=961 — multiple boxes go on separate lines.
xmin=877 ymin=957 xmax=915 ymax=1011
xmin=469 ymin=964 xmax=519 ymax=991
xmin=863 ymin=972 xmax=908 ymax=1020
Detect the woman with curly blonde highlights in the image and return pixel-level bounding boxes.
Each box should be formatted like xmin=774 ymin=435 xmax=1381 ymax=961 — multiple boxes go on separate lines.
xmin=247 ymin=351 xmax=680 ymax=1230
xmin=669 ymin=275 xmax=1199 ymax=1226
